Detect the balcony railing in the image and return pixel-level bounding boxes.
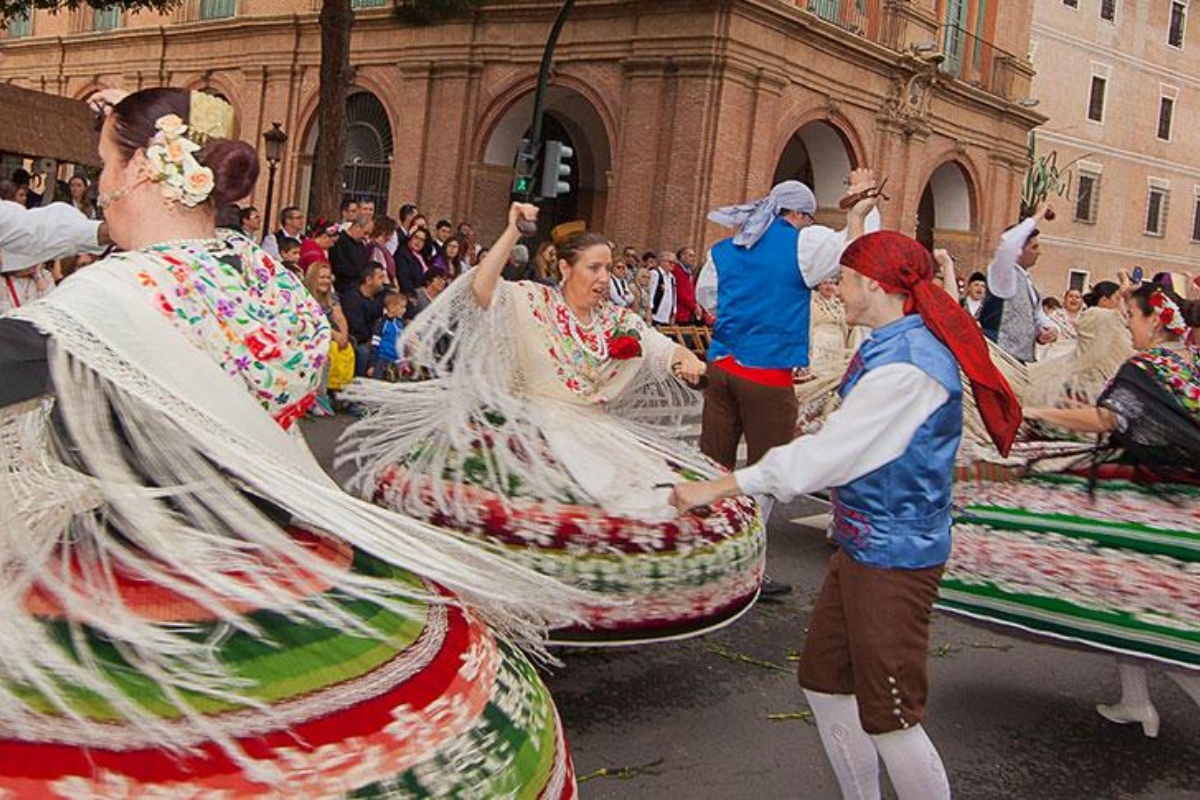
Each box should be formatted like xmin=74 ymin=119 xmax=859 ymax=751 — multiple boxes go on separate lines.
xmin=803 ymin=0 xmax=880 ymax=38
xmin=937 ymin=23 xmax=1027 ymax=98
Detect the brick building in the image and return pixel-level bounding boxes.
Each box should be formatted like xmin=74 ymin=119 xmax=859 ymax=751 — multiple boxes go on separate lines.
xmin=1 ymin=0 xmax=1040 ymax=265
xmin=1030 ymin=0 xmax=1200 ymax=296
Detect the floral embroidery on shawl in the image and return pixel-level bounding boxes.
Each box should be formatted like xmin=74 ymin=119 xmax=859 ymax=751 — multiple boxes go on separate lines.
xmin=521 ymin=282 xmax=649 ymax=402
xmin=1129 ymin=345 xmax=1200 ymax=416
xmin=131 ymin=235 xmax=329 ymax=428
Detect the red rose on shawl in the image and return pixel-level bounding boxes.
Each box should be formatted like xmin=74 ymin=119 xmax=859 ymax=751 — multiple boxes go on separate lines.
xmin=245 ymin=327 xmax=283 ymax=362
xmin=608 ymin=334 xmax=642 ymax=360
xmin=275 ymin=393 xmax=315 ymax=430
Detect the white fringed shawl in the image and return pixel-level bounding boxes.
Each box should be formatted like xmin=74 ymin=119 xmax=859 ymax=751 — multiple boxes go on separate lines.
xmin=2 ymin=249 xmax=585 ymax=764
xmin=338 ymin=272 xmax=717 ymax=523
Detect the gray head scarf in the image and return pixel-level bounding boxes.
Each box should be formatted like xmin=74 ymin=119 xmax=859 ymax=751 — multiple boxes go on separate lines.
xmin=707 ymin=180 xmax=817 ymax=249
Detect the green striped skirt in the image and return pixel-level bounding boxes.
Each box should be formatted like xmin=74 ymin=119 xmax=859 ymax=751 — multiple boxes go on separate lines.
xmin=939 ymin=471 xmax=1200 ymax=670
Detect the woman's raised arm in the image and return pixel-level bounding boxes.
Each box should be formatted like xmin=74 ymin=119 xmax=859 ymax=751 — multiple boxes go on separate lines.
xmin=471 ymin=202 xmax=539 ymax=309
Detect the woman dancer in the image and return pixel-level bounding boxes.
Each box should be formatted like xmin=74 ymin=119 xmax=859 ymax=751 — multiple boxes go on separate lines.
xmin=1024 ymin=280 xmax=1132 ymax=411
xmin=340 ymin=203 xmax=766 ymax=645
xmin=941 ymin=281 xmax=1200 ymax=737
xmin=0 ymin=88 xmax=581 ymax=797
xmin=809 ymin=278 xmax=850 ymax=377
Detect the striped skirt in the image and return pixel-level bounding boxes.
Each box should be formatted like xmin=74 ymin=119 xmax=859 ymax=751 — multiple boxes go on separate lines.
xmin=0 ymin=535 xmax=575 ymax=798
xmin=940 ymin=470 xmax=1200 ymax=670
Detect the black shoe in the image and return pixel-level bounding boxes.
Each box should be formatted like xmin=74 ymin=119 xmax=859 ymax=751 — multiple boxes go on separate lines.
xmin=759 ymin=578 xmax=793 ymax=599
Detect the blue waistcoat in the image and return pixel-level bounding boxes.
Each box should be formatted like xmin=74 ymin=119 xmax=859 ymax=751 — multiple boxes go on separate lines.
xmin=831 ymin=315 xmax=963 ymax=570
xmin=708 ymin=217 xmax=811 ymax=369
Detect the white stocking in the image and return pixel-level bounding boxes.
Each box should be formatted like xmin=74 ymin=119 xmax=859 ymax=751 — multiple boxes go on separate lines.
xmin=1097 ymin=660 xmax=1159 ymax=736
xmin=802 ymin=690 xmax=880 ymax=800
xmin=871 ymin=725 xmax=951 ymax=800
xmin=1115 ymin=661 xmax=1153 ymax=708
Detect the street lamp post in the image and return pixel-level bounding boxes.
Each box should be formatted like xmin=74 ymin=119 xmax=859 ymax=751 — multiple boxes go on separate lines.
xmin=262 ymin=122 xmax=288 ymax=237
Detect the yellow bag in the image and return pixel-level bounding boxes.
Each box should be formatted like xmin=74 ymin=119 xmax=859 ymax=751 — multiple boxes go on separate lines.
xmin=328 ymin=342 xmax=356 ymax=391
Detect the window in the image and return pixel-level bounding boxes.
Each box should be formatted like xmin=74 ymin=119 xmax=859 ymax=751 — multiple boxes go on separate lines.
xmin=92 ymin=5 xmax=120 ymax=30
xmin=1088 ymin=75 xmax=1107 ymax=122
xmin=1101 ymin=0 xmax=1116 ymax=21
xmin=1158 ymin=96 xmax=1176 ymax=140
xmin=5 ymin=9 xmax=32 ymax=37
xmin=1145 ymin=185 xmax=1170 ymax=236
xmin=1191 ymin=193 xmax=1200 ymax=241
xmin=352 ymin=0 xmax=387 ymax=7
xmin=1063 ymin=0 xmax=1078 ymax=7
xmin=1169 ymin=1 xmax=1187 ymax=48
xmin=1074 ymin=173 xmax=1100 ymax=223
xmin=1068 ymin=270 xmax=1089 ymax=293
xmin=199 ymin=0 xmax=236 ymax=19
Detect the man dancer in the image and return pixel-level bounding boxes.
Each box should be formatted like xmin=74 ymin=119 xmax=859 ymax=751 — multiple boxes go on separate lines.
xmin=978 ymin=204 xmax=1057 ymax=361
xmin=673 ymin=230 xmax=1019 ymax=800
xmin=697 ymin=171 xmax=879 ymax=595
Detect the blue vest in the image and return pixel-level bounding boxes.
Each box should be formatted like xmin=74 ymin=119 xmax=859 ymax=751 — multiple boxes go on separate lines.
xmin=708 ymin=217 xmax=811 ymax=369
xmin=831 ymin=315 xmax=963 ymax=570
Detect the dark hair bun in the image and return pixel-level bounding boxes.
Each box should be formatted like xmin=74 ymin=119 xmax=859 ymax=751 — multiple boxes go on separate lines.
xmin=202 ymin=138 xmax=259 ymax=205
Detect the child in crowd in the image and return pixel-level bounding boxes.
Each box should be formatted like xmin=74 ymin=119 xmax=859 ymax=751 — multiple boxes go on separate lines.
xmin=368 ymin=290 xmax=409 ymax=381
xmin=278 ymin=237 xmax=302 ymax=277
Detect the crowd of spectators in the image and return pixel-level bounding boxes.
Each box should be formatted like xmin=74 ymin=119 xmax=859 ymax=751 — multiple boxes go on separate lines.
xmin=3 ymin=166 xmax=719 ymax=417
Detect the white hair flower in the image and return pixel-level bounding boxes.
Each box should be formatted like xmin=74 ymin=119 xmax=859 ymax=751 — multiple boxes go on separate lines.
xmin=143 ymin=114 xmax=216 ymax=207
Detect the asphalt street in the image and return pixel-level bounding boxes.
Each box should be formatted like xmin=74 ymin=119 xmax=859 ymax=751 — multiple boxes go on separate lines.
xmin=303 ymin=417 xmax=1200 ymax=800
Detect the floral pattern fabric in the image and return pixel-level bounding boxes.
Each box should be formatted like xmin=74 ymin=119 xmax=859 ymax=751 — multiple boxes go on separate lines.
xmin=517 ymin=281 xmax=668 ymax=405
xmin=1129 ymin=344 xmax=1200 ymax=416
xmin=129 ymin=235 xmax=330 ymax=429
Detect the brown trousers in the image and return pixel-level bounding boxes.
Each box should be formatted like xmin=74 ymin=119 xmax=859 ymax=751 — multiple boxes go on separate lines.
xmin=699 ymin=363 xmax=799 ymax=469
xmin=798 ymin=550 xmax=945 ymax=734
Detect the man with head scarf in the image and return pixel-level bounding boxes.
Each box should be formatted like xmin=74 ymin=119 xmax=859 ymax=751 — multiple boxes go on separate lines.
xmin=673 ymin=230 xmax=1019 ymax=800
xmin=696 ymin=169 xmax=881 ymax=595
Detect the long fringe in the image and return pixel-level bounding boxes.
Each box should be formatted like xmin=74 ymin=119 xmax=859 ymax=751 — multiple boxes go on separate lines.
xmin=339 ymin=272 xmax=711 ymax=525
xmin=0 ymin=329 xmax=589 ymax=765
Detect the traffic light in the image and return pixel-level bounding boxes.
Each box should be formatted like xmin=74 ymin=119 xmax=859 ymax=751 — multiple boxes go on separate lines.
xmin=511 ymin=138 xmax=539 ymax=200
xmin=539 ymin=140 xmax=573 ymax=199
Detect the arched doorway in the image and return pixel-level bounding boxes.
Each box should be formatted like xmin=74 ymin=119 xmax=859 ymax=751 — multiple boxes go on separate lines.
xmin=773 ymin=120 xmax=857 ymax=212
xmin=916 ymin=161 xmax=974 ymax=253
xmin=302 ymin=89 xmax=394 ymax=217
xmin=480 ymin=86 xmax=611 ymax=235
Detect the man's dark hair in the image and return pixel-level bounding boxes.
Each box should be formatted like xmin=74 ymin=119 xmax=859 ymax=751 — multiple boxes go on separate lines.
xmin=279 ymin=205 xmax=300 ymax=225
xmin=10 ymin=168 xmax=30 ymax=186
xmin=339 ymin=196 xmax=358 ymax=214
xmin=1003 ymin=221 xmax=1040 ymax=247
xmin=968 ymin=271 xmax=986 ymax=284
xmin=359 ymin=264 xmax=386 ymax=285
xmin=279 ymin=236 xmax=302 ymax=252
xmin=238 ymin=206 xmax=259 ymax=225
xmin=398 ymin=203 xmax=419 ymax=224
xmin=435 ymin=218 xmax=452 ymax=230
xmin=422 ymin=268 xmax=448 ymax=287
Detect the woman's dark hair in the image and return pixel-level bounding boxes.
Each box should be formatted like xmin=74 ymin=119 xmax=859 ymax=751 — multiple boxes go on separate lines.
xmin=109 ymin=87 xmax=258 ymax=206
xmin=1083 ymin=280 xmax=1120 ymax=307
xmin=1128 ymin=282 xmax=1200 ymax=329
xmin=371 ymin=215 xmax=397 ymax=241
xmin=557 ymin=232 xmax=612 ymax=268
xmin=0 ymin=179 xmax=19 ymax=201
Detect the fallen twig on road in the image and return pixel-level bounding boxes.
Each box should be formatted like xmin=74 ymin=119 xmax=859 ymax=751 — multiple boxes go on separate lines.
xmin=767 ymin=710 xmax=814 ymax=724
xmin=709 ymin=643 xmax=792 ymax=673
xmin=577 ymin=758 xmax=665 ymax=783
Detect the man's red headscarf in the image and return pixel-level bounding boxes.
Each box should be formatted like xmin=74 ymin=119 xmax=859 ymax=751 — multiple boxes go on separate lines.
xmin=840 ymin=231 xmax=1021 ymax=456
